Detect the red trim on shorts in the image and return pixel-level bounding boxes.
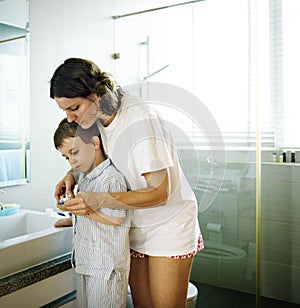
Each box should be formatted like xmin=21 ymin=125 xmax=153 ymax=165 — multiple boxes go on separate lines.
xmin=130 ymin=233 xmax=204 ymax=259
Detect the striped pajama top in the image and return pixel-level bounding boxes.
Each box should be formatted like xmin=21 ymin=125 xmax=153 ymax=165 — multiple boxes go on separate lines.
xmin=72 ymin=158 xmax=131 ymax=280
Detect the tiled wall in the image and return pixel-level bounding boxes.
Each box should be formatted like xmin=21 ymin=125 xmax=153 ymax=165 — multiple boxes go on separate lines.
xmin=260 ymin=163 xmax=300 ymax=304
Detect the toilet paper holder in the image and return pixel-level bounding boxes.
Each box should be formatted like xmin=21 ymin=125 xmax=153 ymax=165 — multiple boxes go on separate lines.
xmin=206 ymin=222 xmax=222 ymax=232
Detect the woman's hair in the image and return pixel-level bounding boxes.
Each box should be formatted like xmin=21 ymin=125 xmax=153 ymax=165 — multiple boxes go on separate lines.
xmin=50 ymin=58 xmax=124 ymax=115
xmin=53 ymin=118 xmax=102 ymax=150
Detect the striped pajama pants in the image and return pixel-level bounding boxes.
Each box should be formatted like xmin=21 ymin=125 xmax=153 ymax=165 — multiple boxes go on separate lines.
xmin=76 ymin=271 xmax=128 ymax=308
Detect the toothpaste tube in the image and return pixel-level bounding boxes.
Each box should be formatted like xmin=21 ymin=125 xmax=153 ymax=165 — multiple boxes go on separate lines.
xmin=59 ymin=194 xmax=73 ymax=204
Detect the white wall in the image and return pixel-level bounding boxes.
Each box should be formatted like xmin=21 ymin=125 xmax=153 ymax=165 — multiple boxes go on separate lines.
xmin=1 ymin=0 xmax=175 ymax=210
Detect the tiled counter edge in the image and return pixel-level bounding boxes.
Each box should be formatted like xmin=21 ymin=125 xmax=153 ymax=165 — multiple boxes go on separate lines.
xmin=0 ymin=253 xmax=72 ymax=297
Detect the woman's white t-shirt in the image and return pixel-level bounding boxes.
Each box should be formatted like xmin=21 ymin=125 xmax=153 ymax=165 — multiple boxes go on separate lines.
xmin=98 ymin=94 xmax=201 ymax=256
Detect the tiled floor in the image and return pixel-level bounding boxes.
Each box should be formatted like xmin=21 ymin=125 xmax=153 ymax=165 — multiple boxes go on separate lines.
xmin=192 ymin=282 xmax=300 ymax=308
xmin=58 ymin=283 xmax=300 ymax=307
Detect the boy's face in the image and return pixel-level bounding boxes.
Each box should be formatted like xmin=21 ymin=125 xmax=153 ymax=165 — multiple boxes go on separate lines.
xmin=58 ymin=136 xmax=96 ymax=174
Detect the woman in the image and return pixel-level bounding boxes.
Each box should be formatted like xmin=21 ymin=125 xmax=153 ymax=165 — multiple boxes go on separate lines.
xmin=50 ymin=58 xmax=204 ymax=308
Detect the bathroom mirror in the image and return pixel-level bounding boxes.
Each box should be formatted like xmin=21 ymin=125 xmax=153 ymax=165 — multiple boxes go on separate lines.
xmin=0 ymin=2 xmax=30 ymax=187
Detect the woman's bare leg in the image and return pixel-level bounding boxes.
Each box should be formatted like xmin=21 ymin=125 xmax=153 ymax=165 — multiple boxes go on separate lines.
xmin=129 ymin=256 xmax=194 ymax=308
xmin=149 ymin=256 xmax=193 ymax=308
xmin=129 ymin=256 xmax=153 ymax=308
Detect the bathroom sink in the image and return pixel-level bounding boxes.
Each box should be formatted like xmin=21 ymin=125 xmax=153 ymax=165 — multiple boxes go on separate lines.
xmin=0 ymin=209 xmax=72 ymax=278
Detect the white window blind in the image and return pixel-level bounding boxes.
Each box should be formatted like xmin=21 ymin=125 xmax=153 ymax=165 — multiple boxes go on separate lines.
xmin=280 ymin=0 xmax=300 ymax=148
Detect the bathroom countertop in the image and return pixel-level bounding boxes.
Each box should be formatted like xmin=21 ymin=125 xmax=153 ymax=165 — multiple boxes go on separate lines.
xmin=0 ymin=253 xmax=72 ymax=298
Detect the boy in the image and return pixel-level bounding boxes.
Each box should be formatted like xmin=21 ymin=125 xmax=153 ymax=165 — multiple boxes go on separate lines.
xmin=53 ymin=118 xmax=130 ymax=308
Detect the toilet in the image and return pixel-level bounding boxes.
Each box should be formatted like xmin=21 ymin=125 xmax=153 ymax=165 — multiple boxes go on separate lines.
xmin=127 ymin=281 xmax=198 ymax=308
xmin=190 ymin=240 xmax=247 ymax=289
xmin=186 ymin=282 xmax=198 ymax=308
xmin=190 ymin=222 xmax=247 ymax=289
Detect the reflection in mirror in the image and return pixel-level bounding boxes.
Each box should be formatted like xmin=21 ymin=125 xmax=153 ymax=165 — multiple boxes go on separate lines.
xmin=0 ymin=23 xmax=30 ymax=187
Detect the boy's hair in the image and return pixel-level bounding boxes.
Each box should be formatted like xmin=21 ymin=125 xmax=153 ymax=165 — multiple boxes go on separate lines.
xmin=53 ymin=118 xmax=102 ymax=150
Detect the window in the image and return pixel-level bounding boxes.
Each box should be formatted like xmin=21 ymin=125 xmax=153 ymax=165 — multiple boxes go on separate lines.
xmin=279 ymin=0 xmax=300 ymax=148
xmin=0 ymin=23 xmax=30 ymax=187
xmin=113 ymin=0 xmax=299 ymax=150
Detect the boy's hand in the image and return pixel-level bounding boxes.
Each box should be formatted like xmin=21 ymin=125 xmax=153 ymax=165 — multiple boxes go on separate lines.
xmin=54 ymin=171 xmax=75 ymax=203
xmin=54 ymin=217 xmax=72 ymax=227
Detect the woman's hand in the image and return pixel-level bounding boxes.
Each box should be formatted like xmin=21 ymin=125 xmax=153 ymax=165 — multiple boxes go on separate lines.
xmin=54 ymin=170 xmax=76 ymax=203
xmin=63 ymin=193 xmax=93 ymax=216
xmin=62 ymin=191 xmax=118 ymax=215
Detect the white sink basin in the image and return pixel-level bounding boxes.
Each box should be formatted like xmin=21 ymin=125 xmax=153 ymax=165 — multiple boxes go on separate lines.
xmin=0 ymin=209 xmax=72 ymax=278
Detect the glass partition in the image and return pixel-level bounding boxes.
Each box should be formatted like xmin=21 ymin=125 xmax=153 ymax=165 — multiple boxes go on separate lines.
xmin=113 ymin=0 xmax=257 ymax=301
xmin=113 ymin=0 xmax=300 ymax=306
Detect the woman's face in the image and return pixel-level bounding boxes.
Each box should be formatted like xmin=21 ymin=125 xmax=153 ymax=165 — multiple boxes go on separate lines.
xmin=55 ymin=94 xmax=99 ymax=129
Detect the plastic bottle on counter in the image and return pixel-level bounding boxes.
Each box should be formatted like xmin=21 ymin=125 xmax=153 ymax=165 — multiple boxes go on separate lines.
xmin=291 ymin=150 xmax=296 ymax=163
xmin=279 ymin=153 xmax=284 ymax=163
xmin=282 ymin=150 xmax=287 ymax=162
